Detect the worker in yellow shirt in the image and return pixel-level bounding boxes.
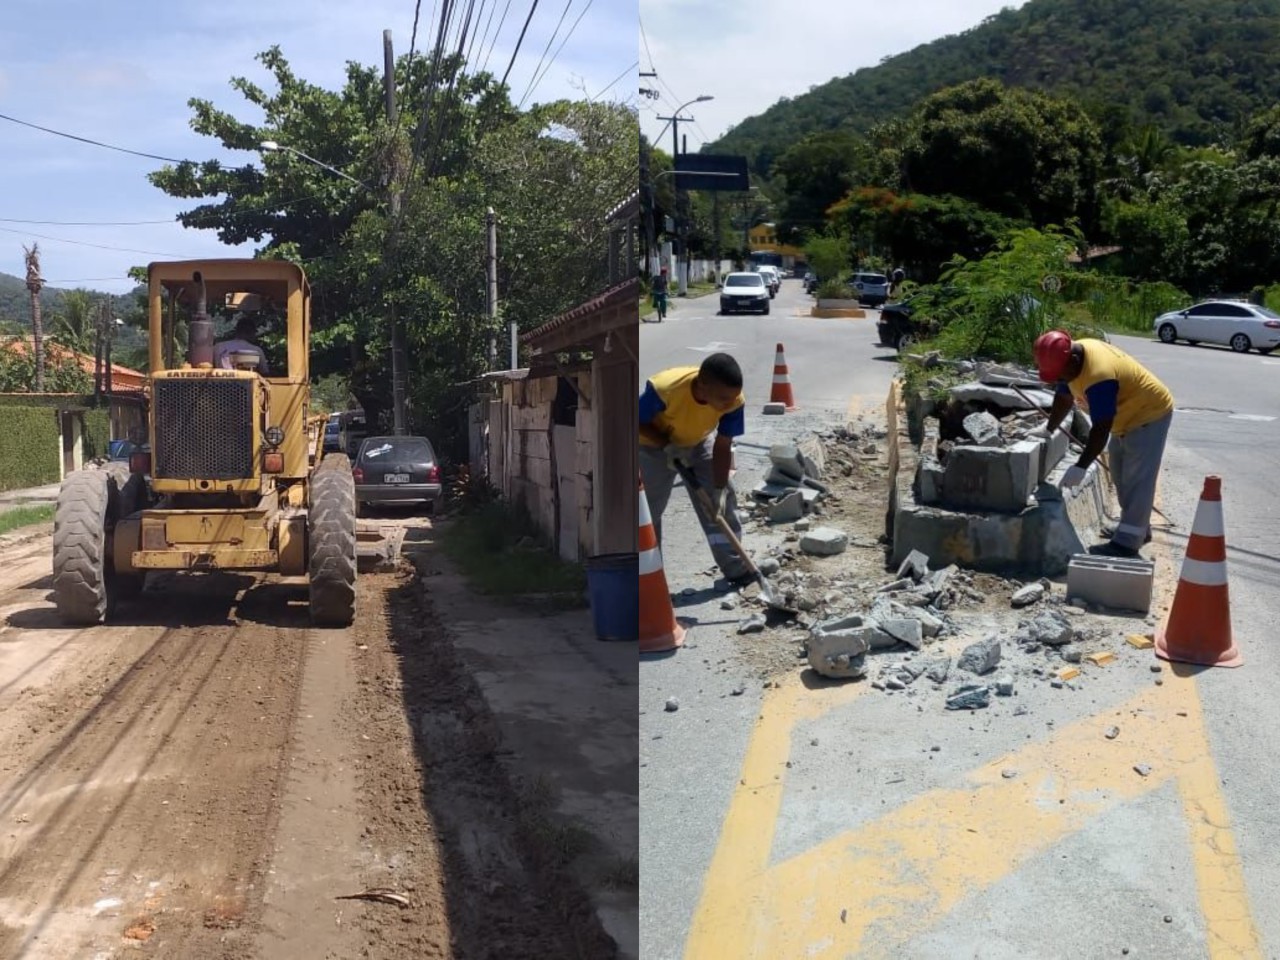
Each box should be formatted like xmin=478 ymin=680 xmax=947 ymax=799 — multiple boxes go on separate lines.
xmin=1033 ymin=330 xmax=1174 ymax=558
xmin=639 ymin=353 xmax=751 ymax=585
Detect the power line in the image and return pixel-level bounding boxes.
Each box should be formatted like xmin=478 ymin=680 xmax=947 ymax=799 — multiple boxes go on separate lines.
xmin=0 ymin=111 xmax=190 ymax=164
xmin=591 ymin=60 xmax=640 ymax=103
xmin=638 ymin=17 xmax=656 ymax=73
xmin=521 ymin=0 xmax=595 ymax=109
xmin=500 ymin=1 xmax=540 ymax=88
xmin=0 ymin=224 xmax=210 ymax=258
xmin=517 ymin=0 xmax=573 ymax=108
xmin=476 ymin=0 xmax=508 ymax=74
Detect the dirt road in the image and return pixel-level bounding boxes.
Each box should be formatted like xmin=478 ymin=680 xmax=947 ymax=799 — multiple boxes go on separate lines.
xmin=0 ymin=522 xmax=607 ymax=959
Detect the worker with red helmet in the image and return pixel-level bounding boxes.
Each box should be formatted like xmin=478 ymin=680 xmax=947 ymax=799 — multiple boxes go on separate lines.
xmin=1033 ymin=330 xmax=1173 ymax=558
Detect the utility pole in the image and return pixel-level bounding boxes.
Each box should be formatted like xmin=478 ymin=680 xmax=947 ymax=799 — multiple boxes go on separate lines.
xmin=384 ymin=29 xmax=408 ymax=436
xmin=656 ymin=112 xmax=694 ymax=296
xmin=486 ymin=208 xmax=506 ymax=369
xmin=94 ymin=300 xmax=105 ymax=403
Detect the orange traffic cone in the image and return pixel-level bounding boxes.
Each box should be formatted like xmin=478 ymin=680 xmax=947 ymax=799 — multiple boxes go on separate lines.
xmin=769 ymin=342 xmax=797 ymax=409
xmin=1156 ymin=475 xmax=1241 ymax=667
xmin=639 ymin=476 xmax=685 ymax=654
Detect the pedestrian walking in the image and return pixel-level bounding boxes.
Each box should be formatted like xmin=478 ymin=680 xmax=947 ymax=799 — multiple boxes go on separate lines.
xmin=1033 ymin=330 xmax=1174 ymax=558
xmin=650 ymin=267 xmax=669 ymax=321
xmin=638 ymin=353 xmax=751 ymax=585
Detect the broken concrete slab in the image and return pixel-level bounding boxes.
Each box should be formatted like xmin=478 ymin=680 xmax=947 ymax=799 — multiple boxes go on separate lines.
xmin=767 ymin=491 xmax=805 ymax=523
xmin=950 ymin=382 xmax=1054 ymax=410
xmin=925 ymin=658 xmax=951 ymax=683
xmin=957 ymin=638 xmax=1002 ymax=675
xmin=796 ymin=436 xmax=826 ymax=481
xmin=946 ymin=685 xmax=991 ymax=710
xmin=737 ymin=615 xmax=767 ymax=634
xmin=769 ymin=444 xmax=807 ymax=482
xmin=800 ymin=527 xmax=849 ymax=556
xmin=1011 ymin=583 xmax=1045 ymax=608
xmin=995 ymin=674 xmax=1015 ymax=696
xmin=752 ymin=482 xmax=822 ymax=505
xmin=897 ymin=549 xmax=930 ymax=582
xmin=807 ymin=633 xmax=870 ymax=679
xmin=879 ymin=618 xmax=924 ymax=650
xmin=1027 ymin=610 xmax=1075 ymax=646
xmin=962 ymin=411 xmax=1004 ymax=446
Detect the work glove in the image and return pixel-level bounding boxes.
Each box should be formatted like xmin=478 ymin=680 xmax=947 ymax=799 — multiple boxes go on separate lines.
xmin=1059 ymin=463 xmax=1093 ymax=490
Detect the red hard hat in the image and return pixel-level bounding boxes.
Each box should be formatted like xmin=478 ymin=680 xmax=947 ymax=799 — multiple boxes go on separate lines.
xmin=1034 ymin=330 xmax=1073 ymax=382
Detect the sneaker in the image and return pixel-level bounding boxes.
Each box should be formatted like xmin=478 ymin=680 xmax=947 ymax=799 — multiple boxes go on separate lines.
xmin=1088 ymin=541 xmax=1142 ymax=560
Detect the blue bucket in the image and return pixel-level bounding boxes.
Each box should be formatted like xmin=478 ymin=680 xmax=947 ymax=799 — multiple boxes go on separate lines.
xmin=586 ymin=553 xmax=639 ymax=641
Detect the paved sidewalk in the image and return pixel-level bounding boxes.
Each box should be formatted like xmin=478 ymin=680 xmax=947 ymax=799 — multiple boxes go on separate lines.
xmin=406 ymin=528 xmax=638 ymax=959
xmin=0 ymin=482 xmax=61 ymax=508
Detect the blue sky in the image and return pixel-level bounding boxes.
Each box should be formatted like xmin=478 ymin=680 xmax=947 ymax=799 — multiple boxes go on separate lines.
xmin=639 ymin=0 xmax=1026 ymax=155
xmin=0 ymin=0 xmax=637 ymax=294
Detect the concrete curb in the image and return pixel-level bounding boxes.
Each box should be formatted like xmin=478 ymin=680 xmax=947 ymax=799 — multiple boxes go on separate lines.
xmin=885 ymin=377 xmax=1115 ymax=576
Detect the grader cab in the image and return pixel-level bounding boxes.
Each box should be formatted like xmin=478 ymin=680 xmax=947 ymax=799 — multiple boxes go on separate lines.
xmin=51 ymin=259 xmax=357 ymax=626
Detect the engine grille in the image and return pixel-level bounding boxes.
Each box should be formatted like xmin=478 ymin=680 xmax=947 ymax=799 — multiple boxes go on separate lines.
xmin=154 ymin=378 xmax=255 ymax=480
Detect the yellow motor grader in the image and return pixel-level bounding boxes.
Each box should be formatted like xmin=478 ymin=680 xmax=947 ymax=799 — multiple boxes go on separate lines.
xmin=51 ymin=259 xmax=357 ymax=626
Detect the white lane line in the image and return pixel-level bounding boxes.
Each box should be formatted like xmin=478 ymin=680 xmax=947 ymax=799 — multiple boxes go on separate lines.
xmin=1228 ymin=414 xmax=1275 ymax=422
xmin=687 ymin=341 xmax=739 ymax=353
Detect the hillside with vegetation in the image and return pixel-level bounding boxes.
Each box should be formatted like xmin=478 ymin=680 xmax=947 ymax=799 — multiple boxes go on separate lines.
xmin=711 ymin=0 xmax=1280 ymax=178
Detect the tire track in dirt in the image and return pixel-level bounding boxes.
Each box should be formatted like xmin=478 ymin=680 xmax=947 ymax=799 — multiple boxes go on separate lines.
xmin=0 ymin=568 xmax=308 ymax=959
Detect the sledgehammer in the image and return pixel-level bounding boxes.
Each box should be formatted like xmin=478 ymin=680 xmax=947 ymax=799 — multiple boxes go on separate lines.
xmin=671 ymin=460 xmax=795 ymax=614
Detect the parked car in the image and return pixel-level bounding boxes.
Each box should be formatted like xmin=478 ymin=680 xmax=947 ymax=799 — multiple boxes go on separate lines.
xmin=1153 ymin=300 xmax=1280 ymax=354
xmin=756 ymin=265 xmax=781 ymax=297
xmin=322 ymin=414 xmax=342 ymax=453
xmin=851 ymin=271 xmax=891 ymax=307
xmin=107 ymin=439 xmax=137 ymax=462
xmin=351 ymin=435 xmax=443 ymax=514
xmin=719 ymin=272 xmax=771 ymax=315
xmin=877 ymin=297 xmax=934 ymax=351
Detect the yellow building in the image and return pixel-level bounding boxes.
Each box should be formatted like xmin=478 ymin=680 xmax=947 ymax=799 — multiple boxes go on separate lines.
xmin=748 ymin=223 xmax=805 ymax=260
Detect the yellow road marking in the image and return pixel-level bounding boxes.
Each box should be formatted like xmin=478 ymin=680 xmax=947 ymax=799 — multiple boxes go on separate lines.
xmin=685 ymin=670 xmax=1260 ymax=959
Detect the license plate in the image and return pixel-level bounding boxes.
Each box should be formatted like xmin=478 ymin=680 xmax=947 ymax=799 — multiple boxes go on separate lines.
xmin=384 ymin=473 xmax=410 ymax=484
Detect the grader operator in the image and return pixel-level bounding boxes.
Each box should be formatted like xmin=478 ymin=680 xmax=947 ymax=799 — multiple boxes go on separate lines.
xmin=51 ymin=259 xmax=357 ymax=626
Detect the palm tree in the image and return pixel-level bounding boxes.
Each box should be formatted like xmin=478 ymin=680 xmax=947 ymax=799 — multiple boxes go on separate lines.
xmin=22 ymin=243 xmax=45 ymax=392
xmin=53 ymin=289 xmax=95 ymax=352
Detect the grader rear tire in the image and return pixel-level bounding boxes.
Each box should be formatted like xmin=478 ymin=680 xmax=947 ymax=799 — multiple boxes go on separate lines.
xmin=52 ymin=468 xmax=128 ymax=625
xmin=309 ymin=457 xmax=357 ymax=626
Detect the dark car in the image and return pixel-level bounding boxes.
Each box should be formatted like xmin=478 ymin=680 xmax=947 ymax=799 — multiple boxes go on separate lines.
xmin=352 ymin=435 xmax=442 ymax=514
xmin=322 ymin=417 xmax=342 ymax=453
xmin=877 ymin=297 xmax=931 ymax=350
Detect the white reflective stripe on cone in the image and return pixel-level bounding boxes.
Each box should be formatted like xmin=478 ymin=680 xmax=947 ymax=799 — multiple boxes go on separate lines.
xmin=772 ymin=375 xmax=790 ymax=384
xmin=1179 ymin=557 xmax=1229 ymax=587
xmin=638 ymin=488 xmax=654 ymax=526
xmin=1189 ymin=504 xmax=1225 ymax=538
xmin=639 ymin=546 xmax=664 ymax=577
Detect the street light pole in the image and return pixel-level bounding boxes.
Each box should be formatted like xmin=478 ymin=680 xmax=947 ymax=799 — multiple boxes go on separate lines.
xmin=655 ymin=94 xmax=713 ymax=297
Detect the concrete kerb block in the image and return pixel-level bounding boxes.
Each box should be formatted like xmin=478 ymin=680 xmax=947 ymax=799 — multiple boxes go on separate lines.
xmin=763 ymin=402 xmax=788 ymax=416
xmin=940 ymin=440 xmax=1040 ymax=513
xmin=1066 ymin=555 xmax=1155 ymax=613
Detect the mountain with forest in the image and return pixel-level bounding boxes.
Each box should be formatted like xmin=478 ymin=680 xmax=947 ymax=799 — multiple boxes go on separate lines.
xmin=710 ymin=0 xmax=1280 ymax=178
xmin=0 ymin=272 xmax=137 ymax=331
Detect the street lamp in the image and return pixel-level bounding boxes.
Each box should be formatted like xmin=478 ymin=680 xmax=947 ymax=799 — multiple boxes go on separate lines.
xmin=665 ymin=95 xmax=713 ymax=297
xmin=259 ymin=140 xmax=370 ymax=190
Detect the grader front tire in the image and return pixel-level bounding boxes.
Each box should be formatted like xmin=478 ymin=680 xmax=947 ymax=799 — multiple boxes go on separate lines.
xmin=309 ymin=459 xmax=357 ymax=626
xmin=52 ymin=469 xmax=125 ymax=625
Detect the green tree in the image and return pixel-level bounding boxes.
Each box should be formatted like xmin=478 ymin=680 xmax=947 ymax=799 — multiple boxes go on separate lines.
xmin=804 ymin=234 xmax=851 ymax=281
xmin=899 ymin=79 xmax=1105 ymax=230
xmin=772 ymin=130 xmax=864 ymax=242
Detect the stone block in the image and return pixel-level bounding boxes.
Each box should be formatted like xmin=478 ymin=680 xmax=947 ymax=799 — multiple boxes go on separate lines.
xmin=1035 ymin=428 xmax=1070 ymax=481
xmin=957 ymin=638 xmax=1002 ymax=675
xmin=915 ymin=458 xmax=945 ymax=505
xmin=762 ymin=402 xmax=787 ymax=415
xmin=940 ymin=441 xmax=1040 ymax=513
xmin=801 ymin=527 xmax=848 ymax=556
xmin=962 ymin=411 xmax=1003 ymax=446
xmin=767 ymin=491 xmax=805 ymax=523
xmin=807 ymin=638 xmax=868 ymax=679
xmin=796 ymin=437 xmax=826 ymax=480
xmin=950 ymin=382 xmax=1054 ymax=410
xmin=879 ymin=618 xmax=924 ymax=650
xmin=769 ymin=444 xmax=806 ymax=482
xmin=1066 ymin=555 xmax=1154 ymax=613
xmin=897 ymin=549 xmax=930 ymax=581
xmin=1011 ymin=582 xmax=1045 ymax=607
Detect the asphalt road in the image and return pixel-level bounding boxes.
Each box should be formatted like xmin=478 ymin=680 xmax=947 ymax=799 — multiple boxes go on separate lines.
xmin=639 ymin=289 xmax=1280 ymax=959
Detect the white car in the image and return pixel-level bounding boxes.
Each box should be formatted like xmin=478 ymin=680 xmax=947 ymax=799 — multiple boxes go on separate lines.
xmin=719 ymin=272 xmax=770 ymax=315
xmin=1153 ymin=300 xmax=1280 ymax=354
xmin=756 ymin=265 xmax=781 ymax=297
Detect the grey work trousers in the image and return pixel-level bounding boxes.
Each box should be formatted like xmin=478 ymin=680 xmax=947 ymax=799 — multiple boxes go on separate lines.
xmin=638 ymin=439 xmax=749 ymax=580
xmin=1107 ymin=411 xmax=1172 ymax=550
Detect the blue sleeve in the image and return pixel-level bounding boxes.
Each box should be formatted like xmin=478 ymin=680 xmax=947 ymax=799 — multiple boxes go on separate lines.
xmin=717 ymin=405 xmax=745 ymax=438
xmin=638 ymin=381 xmax=666 ymax=424
xmin=1084 ymin=380 xmax=1119 ymax=421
